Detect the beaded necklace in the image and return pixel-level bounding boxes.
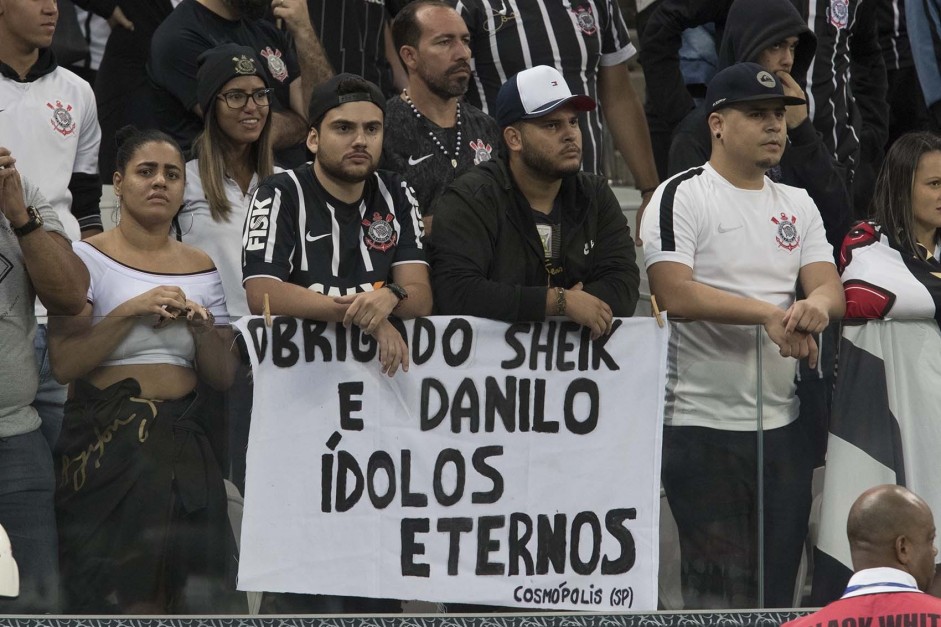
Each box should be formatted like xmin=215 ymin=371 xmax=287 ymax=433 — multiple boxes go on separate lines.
xmin=402 ymin=89 xmax=461 ymax=168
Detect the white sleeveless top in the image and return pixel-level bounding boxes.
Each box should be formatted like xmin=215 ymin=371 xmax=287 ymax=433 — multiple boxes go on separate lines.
xmin=74 ymin=241 xmax=229 ymax=368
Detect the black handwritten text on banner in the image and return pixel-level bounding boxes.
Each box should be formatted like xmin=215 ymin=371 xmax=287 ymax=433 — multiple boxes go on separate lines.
xmin=234 ymin=316 xmax=668 ymax=611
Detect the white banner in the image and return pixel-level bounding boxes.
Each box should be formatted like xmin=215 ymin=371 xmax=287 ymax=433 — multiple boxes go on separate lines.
xmin=234 ymin=315 xmax=669 ymax=611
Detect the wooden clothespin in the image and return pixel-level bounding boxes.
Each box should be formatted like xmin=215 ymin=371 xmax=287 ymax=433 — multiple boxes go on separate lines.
xmin=263 ymin=293 xmax=272 ymax=328
xmin=650 ymin=295 xmax=665 ymax=328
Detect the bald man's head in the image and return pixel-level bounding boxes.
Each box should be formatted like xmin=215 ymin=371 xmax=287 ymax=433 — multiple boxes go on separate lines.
xmin=847 ymin=485 xmax=937 ymax=590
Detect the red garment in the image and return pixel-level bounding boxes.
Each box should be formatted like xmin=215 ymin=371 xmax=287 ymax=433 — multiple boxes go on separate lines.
xmin=784 ymin=592 xmax=941 ymax=627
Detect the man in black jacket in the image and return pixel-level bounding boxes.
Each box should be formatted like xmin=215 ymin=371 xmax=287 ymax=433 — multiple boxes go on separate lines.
xmin=430 ymin=65 xmax=638 ymax=337
xmin=668 ymin=0 xmax=851 ymax=253
xmin=640 ymin=0 xmax=888 ymax=218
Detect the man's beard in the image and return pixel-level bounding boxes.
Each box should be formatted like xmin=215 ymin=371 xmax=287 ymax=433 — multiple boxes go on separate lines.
xmin=756 ymin=156 xmax=781 ymax=171
xmin=317 ymin=155 xmax=378 ymax=185
xmin=420 ymin=63 xmax=471 ymax=100
xmin=521 ymin=145 xmax=582 ymax=180
xmin=227 ymin=0 xmax=268 ymax=19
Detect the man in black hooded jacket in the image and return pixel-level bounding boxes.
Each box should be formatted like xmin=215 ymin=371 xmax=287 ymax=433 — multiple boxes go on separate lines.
xmin=640 ymin=0 xmax=887 ymax=219
xmin=667 ymin=0 xmax=852 ymax=253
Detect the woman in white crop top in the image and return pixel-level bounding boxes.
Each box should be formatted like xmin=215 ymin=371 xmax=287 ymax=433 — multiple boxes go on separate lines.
xmin=48 ymin=127 xmax=239 ymax=614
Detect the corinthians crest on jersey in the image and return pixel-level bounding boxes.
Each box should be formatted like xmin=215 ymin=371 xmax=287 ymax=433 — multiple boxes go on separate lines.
xmin=261 ymin=46 xmax=289 ymax=82
xmin=362 ymin=212 xmax=398 ymax=252
xmin=571 ymin=2 xmax=597 ymax=36
xmin=827 ymin=0 xmax=849 ymax=29
xmin=47 ymin=100 xmax=76 ymax=136
xmin=771 ymin=212 xmax=801 ymax=251
xmin=469 ymin=139 xmax=493 ymax=165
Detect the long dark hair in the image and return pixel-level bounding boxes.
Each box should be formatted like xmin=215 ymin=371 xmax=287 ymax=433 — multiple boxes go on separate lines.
xmin=193 ymin=92 xmax=274 ymax=222
xmin=873 ymin=131 xmax=941 ymax=256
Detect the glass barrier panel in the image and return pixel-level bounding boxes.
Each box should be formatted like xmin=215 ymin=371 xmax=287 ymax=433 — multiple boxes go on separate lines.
xmin=0 ymin=315 xmax=913 ymax=615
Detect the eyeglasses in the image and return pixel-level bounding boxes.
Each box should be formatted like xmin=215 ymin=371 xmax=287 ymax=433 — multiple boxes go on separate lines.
xmin=217 ymin=88 xmax=273 ymax=109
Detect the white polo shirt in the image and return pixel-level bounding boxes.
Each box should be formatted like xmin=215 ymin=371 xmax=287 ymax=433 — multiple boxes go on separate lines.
xmin=180 ymin=159 xmax=262 ymax=319
xmin=641 ymin=163 xmax=835 ymax=431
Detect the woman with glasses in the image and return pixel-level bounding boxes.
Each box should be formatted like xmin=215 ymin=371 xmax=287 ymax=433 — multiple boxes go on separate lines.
xmin=177 ymin=44 xmax=275 ymax=493
xmin=48 ymin=125 xmax=239 ymax=613
xmin=179 ymin=43 xmax=275 ymax=320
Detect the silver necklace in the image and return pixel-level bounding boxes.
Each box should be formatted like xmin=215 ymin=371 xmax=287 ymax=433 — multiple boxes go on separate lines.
xmin=402 ymin=89 xmax=461 ymax=168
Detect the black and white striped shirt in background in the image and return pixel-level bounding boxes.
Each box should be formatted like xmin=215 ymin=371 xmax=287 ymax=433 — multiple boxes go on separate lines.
xmin=307 ymin=0 xmax=397 ymax=97
xmin=447 ymin=0 xmax=636 ymax=175
xmin=801 ymin=0 xmax=886 ymax=171
xmin=877 ymin=0 xmax=912 ymax=71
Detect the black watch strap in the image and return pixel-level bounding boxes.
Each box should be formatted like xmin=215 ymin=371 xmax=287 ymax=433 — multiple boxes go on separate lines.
xmin=385 ymin=282 xmax=408 ymax=302
xmin=13 ymin=206 xmax=43 ymax=237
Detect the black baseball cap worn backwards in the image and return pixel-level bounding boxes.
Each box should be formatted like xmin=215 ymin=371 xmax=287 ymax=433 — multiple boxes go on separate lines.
xmin=706 ymin=62 xmax=806 ymax=113
xmin=307 ymin=73 xmax=385 ymax=126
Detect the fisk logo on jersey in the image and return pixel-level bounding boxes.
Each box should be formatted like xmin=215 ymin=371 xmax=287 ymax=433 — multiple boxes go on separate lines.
xmin=244 ymin=196 xmax=273 ymax=251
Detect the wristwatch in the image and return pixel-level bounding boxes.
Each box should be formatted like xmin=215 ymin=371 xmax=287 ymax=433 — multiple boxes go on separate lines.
xmin=12 ymin=205 xmax=43 ymax=237
xmin=385 ymin=282 xmax=409 ymax=305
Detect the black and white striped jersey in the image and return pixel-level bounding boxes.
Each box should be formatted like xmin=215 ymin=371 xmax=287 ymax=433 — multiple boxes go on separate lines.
xmin=448 ymin=0 xmax=636 ymax=175
xmin=877 ymin=0 xmax=912 ymax=71
xmin=242 ymin=166 xmax=426 ymax=296
xmin=307 ymin=0 xmax=396 ymax=97
xmin=801 ymin=0 xmax=883 ymax=169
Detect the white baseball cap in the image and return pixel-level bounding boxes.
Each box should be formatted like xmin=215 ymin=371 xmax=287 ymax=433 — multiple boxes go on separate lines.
xmin=0 ymin=524 xmax=19 ymax=598
xmin=495 ymin=65 xmax=596 ymax=127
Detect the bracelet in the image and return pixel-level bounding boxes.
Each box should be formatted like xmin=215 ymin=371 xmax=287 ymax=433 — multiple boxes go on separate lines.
xmin=639 ymin=187 xmax=657 ymax=196
xmin=556 ymin=287 xmax=566 ymax=316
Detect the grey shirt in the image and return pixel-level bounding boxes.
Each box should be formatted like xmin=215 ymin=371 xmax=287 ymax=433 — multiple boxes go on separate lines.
xmin=0 ymin=177 xmax=67 ymax=438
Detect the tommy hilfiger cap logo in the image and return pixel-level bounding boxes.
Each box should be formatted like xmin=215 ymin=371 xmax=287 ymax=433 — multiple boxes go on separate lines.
xmin=757 ymin=71 xmax=776 ymax=88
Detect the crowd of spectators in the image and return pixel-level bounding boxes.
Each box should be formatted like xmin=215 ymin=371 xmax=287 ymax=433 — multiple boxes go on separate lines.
xmin=2 ymin=0 xmax=941 ymax=615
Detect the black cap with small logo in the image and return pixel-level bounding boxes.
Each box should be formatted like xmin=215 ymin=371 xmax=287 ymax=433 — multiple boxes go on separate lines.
xmin=706 ymin=62 xmax=806 ymax=113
